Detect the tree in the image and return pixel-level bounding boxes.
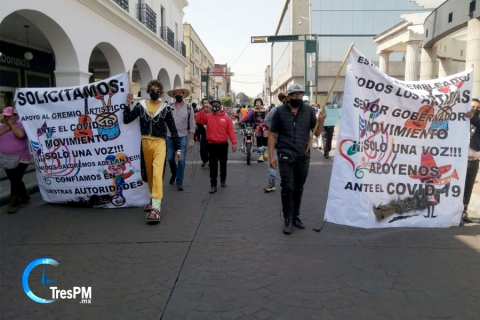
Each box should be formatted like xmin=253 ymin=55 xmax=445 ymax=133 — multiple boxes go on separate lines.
xmin=236 ymin=92 xmax=251 ymax=105
xmin=221 ymin=97 xmax=233 ymax=107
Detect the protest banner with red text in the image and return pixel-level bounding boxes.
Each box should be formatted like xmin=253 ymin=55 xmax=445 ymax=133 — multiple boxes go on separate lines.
xmin=15 ymin=72 xmax=149 ymax=208
xmin=325 ymin=48 xmax=473 ymax=228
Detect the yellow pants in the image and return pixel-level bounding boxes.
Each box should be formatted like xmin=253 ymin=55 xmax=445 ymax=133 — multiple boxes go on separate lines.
xmin=142 ymin=138 xmax=166 ymax=201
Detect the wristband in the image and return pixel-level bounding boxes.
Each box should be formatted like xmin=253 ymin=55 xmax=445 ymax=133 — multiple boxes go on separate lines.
xmin=176 ymin=150 xmax=182 ymax=155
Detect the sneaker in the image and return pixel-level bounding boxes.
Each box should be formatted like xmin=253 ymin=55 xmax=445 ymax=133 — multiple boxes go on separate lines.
xmin=257 ymin=154 xmax=264 ymax=162
xmin=263 ymin=153 xmax=269 ymax=160
xmin=462 ymin=211 xmax=473 ymax=223
xmin=169 ymin=175 xmax=176 ymax=185
xmin=221 ymin=181 xmax=227 ymax=188
xmin=324 ymin=154 xmax=330 ymax=159
xmin=177 ymin=184 xmax=184 ymax=191
xmin=209 ymin=186 xmax=217 ymax=194
xmin=283 ymin=219 xmax=293 ymax=234
xmin=144 ymin=203 xmax=152 ymax=212
xmin=146 ymin=209 xmax=161 ymax=223
xmin=264 ymin=179 xmax=275 ymax=192
xmin=292 ymin=217 xmax=305 ymax=229
xmin=7 ymin=196 xmax=19 ymax=214
xmin=20 ymin=194 xmax=31 ymax=204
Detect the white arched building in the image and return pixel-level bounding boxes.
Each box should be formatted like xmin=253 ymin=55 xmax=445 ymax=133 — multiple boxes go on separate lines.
xmin=0 ymin=0 xmax=188 ymax=107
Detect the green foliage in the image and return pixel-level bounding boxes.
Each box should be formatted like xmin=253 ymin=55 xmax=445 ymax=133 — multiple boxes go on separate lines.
xmin=220 ymin=97 xmax=233 ymax=107
xmin=236 ymin=92 xmax=251 ymax=105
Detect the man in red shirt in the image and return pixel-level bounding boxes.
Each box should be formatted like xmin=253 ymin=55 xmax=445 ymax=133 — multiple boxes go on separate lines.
xmin=195 ymin=99 xmax=237 ymax=193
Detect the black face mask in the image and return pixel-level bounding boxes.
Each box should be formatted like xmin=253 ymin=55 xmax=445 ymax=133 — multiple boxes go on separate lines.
xmin=473 ymin=109 xmax=480 ymax=117
xmin=289 ymin=99 xmax=303 ymax=109
xmin=175 ymin=95 xmax=183 ymax=103
xmin=149 ymin=92 xmax=159 ymax=101
xmin=212 ymin=105 xmax=220 ymax=112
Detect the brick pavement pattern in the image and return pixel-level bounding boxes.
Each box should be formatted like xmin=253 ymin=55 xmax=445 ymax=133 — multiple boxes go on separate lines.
xmin=1 ymin=139 xmax=479 ymax=319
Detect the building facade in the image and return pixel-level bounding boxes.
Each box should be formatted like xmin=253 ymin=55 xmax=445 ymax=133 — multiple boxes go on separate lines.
xmin=183 ymin=23 xmax=214 ymax=104
xmin=0 ymin=0 xmax=189 ymax=108
xmin=213 ymin=63 xmax=232 ymax=100
xmin=375 ymin=0 xmax=480 ymax=98
xmin=270 ymin=0 xmax=428 ymax=106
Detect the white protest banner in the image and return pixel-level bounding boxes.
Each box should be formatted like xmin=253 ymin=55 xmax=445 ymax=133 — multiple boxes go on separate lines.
xmin=325 ymin=47 xmax=472 ymax=228
xmin=15 ymin=72 xmax=150 ymax=208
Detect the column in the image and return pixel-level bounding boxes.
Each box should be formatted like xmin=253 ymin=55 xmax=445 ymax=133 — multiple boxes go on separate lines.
xmin=378 ymin=51 xmax=391 ymax=74
xmin=54 ymin=70 xmax=92 ymax=87
xmin=466 ymin=18 xmax=480 ymax=98
xmin=404 ymin=41 xmax=419 ymax=81
xmin=419 ymin=46 xmax=437 ymax=80
xmin=140 ymin=87 xmax=148 ymax=99
xmin=438 ymin=58 xmax=452 ymax=78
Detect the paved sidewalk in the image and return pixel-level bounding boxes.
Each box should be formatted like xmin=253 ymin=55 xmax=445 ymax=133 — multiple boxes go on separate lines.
xmin=1 ymin=136 xmax=479 ymax=320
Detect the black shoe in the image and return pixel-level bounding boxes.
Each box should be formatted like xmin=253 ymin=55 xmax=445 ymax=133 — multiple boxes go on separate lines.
xmin=209 ymin=186 xmax=217 ymax=194
xmin=283 ymin=219 xmax=293 ymax=234
xmin=324 ymin=154 xmax=330 ymax=159
xmin=169 ymin=175 xmax=176 ymax=185
xmin=292 ymin=217 xmax=305 ymax=229
xmin=462 ymin=212 xmax=473 ymax=223
xmin=201 ymin=162 xmax=206 ymax=168
xmin=221 ymin=181 xmax=227 ymax=188
xmin=177 ymin=185 xmax=184 ymax=191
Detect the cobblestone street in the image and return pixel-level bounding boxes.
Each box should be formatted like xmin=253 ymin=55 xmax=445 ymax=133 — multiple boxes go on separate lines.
xmin=1 ymin=136 xmax=479 ymax=319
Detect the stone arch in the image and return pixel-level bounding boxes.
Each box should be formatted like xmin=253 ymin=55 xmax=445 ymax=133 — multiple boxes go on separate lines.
xmin=131 ymin=58 xmax=153 ymax=98
xmin=157 ymin=68 xmax=171 ymax=99
xmin=88 ymin=42 xmax=125 ymax=81
xmin=173 ymin=74 xmax=182 ymax=88
xmin=0 ymin=10 xmax=80 ymax=86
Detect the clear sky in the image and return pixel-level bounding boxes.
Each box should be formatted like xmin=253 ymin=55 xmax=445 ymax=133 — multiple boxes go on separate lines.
xmin=183 ymin=0 xmax=283 ymax=97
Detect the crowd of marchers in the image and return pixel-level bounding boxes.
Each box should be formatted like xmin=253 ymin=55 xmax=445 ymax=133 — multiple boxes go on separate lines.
xmin=1 ymin=79 xmax=479 ymax=232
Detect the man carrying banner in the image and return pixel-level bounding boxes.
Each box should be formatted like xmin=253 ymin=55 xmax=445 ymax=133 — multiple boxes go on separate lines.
xmin=166 ymin=86 xmax=196 ymax=191
xmin=463 ymin=98 xmax=480 ymax=224
xmin=268 ymin=84 xmax=326 ymax=234
xmin=124 ymin=80 xmax=181 ymax=223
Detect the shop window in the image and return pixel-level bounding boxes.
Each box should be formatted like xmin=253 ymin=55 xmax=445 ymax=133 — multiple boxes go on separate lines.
xmin=448 ymin=12 xmax=452 ymax=23
xmin=0 ymin=66 xmax=21 ymax=88
xmin=25 ymin=71 xmax=51 ymax=87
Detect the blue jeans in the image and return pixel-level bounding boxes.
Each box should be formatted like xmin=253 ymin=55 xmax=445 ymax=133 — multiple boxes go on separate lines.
xmin=268 ymin=149 xmax=277 ymax=181
xmin=166 ymin=136 xmax=188 ymax=185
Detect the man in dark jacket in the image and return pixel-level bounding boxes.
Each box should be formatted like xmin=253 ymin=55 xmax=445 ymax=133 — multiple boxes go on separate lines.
xmin=268 ymin=84 xmax=326 ymax=234
xmin=463 ymin=98 xmax=480 ymax=224
xmin=124 ymin=80 xmax=181 ymax=223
